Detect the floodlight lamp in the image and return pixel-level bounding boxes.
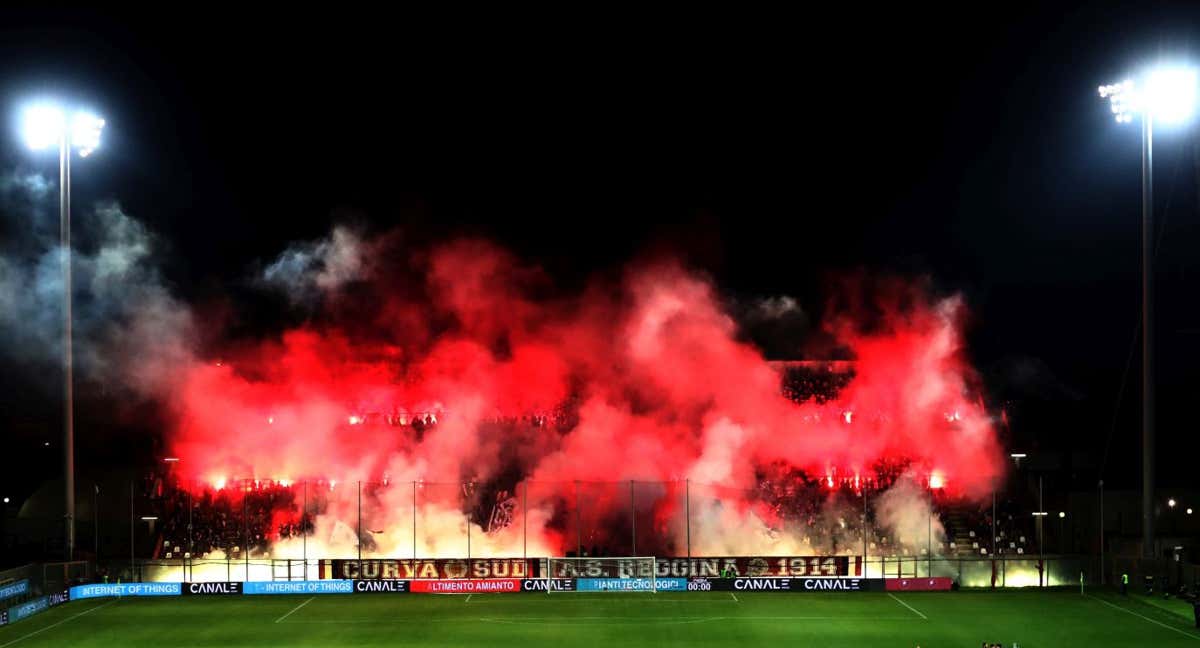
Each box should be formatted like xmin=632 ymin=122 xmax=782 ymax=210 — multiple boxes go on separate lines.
xmin=1099 ymin=67 xmax=1198 ymax=125
xmin=1144 ymin=67 xmax=1197 ymax=124
xmin=19 ymin=103 xmax=105 ymax=155
xmin=21 ymin=104 xmax=65 ymax=150
xmin=71 ymin=112 xmax=105 ymax=156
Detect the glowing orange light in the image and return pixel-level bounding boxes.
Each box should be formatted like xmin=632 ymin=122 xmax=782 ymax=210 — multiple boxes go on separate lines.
xmin=929 ymin=472 xmax=945 ymax=490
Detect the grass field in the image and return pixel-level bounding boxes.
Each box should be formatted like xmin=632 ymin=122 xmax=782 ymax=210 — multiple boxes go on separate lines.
xmin=0 ymin=589 xmax=1197 ymax=647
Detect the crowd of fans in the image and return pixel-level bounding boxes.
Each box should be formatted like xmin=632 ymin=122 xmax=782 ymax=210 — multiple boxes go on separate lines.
xmin=144 ymin=469 xmax=1041 ymax=561
xmin=780 ymin=366 xmax=855 ymax=405
xmin=140 ymin=366 xmax=1036 ymax=561
xmin=153 ymin=479 xmax=309 ymax=559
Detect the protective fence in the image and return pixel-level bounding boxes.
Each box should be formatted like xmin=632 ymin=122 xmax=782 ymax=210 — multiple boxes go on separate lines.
xmin=129 ymin=477 xmax=1017 ymax=563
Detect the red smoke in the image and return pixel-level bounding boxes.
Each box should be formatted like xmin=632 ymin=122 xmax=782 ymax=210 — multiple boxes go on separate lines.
xmin=161 ymin=236 xmax=1003 ymax=557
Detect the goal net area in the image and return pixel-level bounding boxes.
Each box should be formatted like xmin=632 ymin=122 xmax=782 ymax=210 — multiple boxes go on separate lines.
xmin=544 ymin=557 xmax=664 ymax=592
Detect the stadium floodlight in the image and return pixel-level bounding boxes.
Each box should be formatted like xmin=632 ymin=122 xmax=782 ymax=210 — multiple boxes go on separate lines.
xmin=1100 ymin=67 xmax=1198 ymax=125
xmin=20 ymin=104 xmax=66 ymax=150
xmin=1098 ymin=63 xmax=1198 ymax=562
xmin=1010 ymin=453 xmax=1026 ymax=459
xmin=71 ymin=112 xmax=105 ymax=157
xmin=163 ymin=457 xmax=180 ymax=463
xmin=1058 ymin=511 xmax=1066 ymax=518
xmin=2 ymin=498 xmax=8 ymax=504
xmin=20 ymin=103 xmax=105 ymax=154
xmin=140 ymin=516 xmax=158 ymax=521
xmin=1188 ymin=508 xmax=1194 ymax=515
xmin=1032 ymin=511 xmax=1048 ymax=517
xmin=1168 ymin=498 xmax=1176 ymax=508
xmin=1145 ymin=67 xmax=1198 ymax=124
xmin=17 ymin=99 xmax=106 ymax=563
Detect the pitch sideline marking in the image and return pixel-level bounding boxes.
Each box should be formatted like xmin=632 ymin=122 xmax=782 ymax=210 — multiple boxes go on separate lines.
xmin=0 ymin=599 xmax=118 ymax=648
xmin=281 ymin=615 xmax=919 ymax=626
xmin=476 ymin=615 xmax=920 ymax=626
xmin=481 ymin=616 xmax=720 ymax=626
xmin=730 ymin=592 xmax=738 ymax=602
xmin=465 ymin=594 xmax=472 ymax=603
xmin=274 ymin=596 xmax=315 ymax=624
xmin=1086 ymin=594 xmax=1200 ymax=641
xmin=887 ymin=592 xmax=928 ymax=620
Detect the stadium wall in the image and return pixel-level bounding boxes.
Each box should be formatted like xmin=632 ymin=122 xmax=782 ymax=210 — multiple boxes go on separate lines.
xmin=133 ymin=554 xmax=1095 ymax=588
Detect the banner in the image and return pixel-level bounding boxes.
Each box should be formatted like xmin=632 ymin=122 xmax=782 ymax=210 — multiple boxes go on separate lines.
xmin=321 ymin=556 xmax=858 ymax=579
xmin=71 ymin=583 xmax=181 ymax=599
xmin=322 ymin=559 xmax=533 ymax=580
xmin=4 ymin=590 xmax=67 ymax=624
xmin=244 ymin=580 xmax=353 ymax=595
xmin=521 ymin=578 xmax=575 ymax=592
xmin=0 ymin=579 xmax=30 ymax=602
xmin=6 ymin=597 xmax=49 ymax=623
xmin=687 ymin=577 xmax=883 ymax=592
xmin=409 ymin=579 xmax=521 ymax=594
xmin=354 ymin=580 xmax=409 ymax=593
xmin=576 ymin=577 xmax=687 ymax=592
xmin=183 ymin=582 xmax=243 ymax=595
xmin=885 ymin=577 xmax=952 ymax=591
xmin=551 ymin=557 xmax=858 ymax=578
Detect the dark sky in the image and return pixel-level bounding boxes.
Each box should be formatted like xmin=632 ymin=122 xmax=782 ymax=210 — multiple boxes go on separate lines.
xmin=1 ymin=5 xmax=1199 ymax=501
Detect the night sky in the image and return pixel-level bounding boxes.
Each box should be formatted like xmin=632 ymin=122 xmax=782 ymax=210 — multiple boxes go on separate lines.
xmin=1 ymin=5 xmax=1199 ymax=504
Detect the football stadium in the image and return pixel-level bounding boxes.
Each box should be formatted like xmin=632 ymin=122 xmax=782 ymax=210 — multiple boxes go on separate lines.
xmin=4 ymin=6 xmax=1200 ymax=648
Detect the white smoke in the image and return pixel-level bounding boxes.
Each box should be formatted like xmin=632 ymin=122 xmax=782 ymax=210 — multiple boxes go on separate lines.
xmin=0 ymin=171 xmax=55 ymax=204
xmin=873 ymin=475 xmax=945 ymax=551
xmin=748 ymin=295 xmax=804 ymax=321
xmin=0 ymin=173 xmax=195 ymax=396
xmin=260 ymin=225 xmax=369 ymax=303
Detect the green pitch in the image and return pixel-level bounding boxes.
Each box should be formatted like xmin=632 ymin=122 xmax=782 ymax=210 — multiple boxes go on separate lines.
xmin=0 ymin=589 xmax=1196 ymax=647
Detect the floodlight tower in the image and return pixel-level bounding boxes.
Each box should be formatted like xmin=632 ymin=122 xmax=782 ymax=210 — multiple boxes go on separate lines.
xmin=1098 ymin=66 xmax=1197 ymax=560
xmin=19 ymin=103 xmax=106 ymax=561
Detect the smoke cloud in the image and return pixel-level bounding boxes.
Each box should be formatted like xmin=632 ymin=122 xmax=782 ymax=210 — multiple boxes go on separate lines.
xmin=0 ymin=177 xmax=1003 ymax=558
xmin=163 ymin=231 xmax=1003 ymax=558
xmin=260 ymin=225 xmax=372 ymax=305
xmin=0 ymin=174 xmax=194 ymax=397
